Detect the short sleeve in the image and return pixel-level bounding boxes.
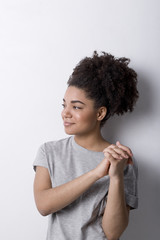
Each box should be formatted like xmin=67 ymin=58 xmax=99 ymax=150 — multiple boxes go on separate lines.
xmin=33 ymin=144 xmax=49 ymax=172
xmin=123 ymin=157 xmax=138 ymax=209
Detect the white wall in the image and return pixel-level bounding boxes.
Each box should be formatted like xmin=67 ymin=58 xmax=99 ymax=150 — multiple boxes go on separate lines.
xmin=0 ymin=0 xmax=160 ymax=239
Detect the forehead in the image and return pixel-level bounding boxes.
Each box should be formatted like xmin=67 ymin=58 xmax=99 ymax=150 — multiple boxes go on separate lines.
xmin=64 ymin=86 xmax=91 ymax=103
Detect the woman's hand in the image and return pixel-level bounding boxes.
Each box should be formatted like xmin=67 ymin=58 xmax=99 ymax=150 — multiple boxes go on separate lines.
xmin=102 ymin=141 xmax=133 ymax=179
xmin=93 ymin=157 xmax=110 ymax=179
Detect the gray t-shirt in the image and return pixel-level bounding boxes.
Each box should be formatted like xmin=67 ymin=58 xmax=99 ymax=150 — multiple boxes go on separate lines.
xmin=33 ymin=136 xmax=138 ymax=240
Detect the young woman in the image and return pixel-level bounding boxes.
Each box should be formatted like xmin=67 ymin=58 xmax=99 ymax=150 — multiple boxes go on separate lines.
xmin=33 ymin=51 xmax=139 ymax=240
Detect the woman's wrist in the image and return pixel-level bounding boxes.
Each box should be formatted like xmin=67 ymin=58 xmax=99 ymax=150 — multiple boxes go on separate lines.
xmin=90 ymin=168 xmax=102 ymax=181
xmin=109 ymin=173 xmax=124 ymax=183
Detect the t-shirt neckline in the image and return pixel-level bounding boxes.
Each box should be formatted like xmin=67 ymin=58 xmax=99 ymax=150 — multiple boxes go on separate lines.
xmin=71 ymin=136 xmax=104 ymax=156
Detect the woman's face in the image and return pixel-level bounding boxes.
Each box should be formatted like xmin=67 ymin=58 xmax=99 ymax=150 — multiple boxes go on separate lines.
xmin=61 ymin=86 xmax=101 ymax=136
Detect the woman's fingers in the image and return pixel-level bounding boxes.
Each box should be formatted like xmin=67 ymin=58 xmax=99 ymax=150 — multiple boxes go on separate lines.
xmin=116 ymin=141 xmax=133 ymax=157
xmin=104 ymin=144 xmax=129 ymax=159
xmin=103 ymin=148 xmax=123 ymax=159
xmin=103 ymin=142 xmax=133 ymax=166
xmin=116 ymin=141 xmax=133 ymax=164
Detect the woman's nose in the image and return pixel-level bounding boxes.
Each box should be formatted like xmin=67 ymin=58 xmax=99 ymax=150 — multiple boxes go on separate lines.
xmin=62 ymin=107 xmax=72 ymax=118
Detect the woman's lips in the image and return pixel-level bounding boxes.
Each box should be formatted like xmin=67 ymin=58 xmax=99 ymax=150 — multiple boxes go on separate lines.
xmin=63 ymin=122 xmax=75 ymax=126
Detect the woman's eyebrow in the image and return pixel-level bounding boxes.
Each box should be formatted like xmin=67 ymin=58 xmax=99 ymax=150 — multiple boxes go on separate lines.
xmin=63 ymin=99 xmax=85 ymax=105
xmin=71 ymin=100 xmax=85 ymax=105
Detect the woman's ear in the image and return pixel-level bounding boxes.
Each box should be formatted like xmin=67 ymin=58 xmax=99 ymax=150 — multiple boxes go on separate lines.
xmin=97 ymin=107 xmax=107 ymax=121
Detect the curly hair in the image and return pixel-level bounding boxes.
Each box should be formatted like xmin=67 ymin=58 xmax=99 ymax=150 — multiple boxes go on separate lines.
xmin=67 ymin=51 xmax=139 ymax=127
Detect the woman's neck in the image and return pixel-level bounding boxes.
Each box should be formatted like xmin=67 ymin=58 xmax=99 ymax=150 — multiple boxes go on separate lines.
xmin=74 ymin=132 xmax=110 ymax=152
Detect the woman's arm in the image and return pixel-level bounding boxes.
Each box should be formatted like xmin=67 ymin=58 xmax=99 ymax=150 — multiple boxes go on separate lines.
xmin=102 ymin=142 xmax=133 ymax=240
xmin=34 ymin=166 xmax=100 ymax=216
xmin=102 ymin=176 xmax=130 ymax=240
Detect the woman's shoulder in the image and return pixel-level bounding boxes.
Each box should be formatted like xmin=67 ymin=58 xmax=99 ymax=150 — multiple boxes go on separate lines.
xmin=41 ymin=136 xmax=73 ymax=153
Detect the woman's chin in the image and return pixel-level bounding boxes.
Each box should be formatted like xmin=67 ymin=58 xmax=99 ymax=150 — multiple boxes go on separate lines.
xmin=64 ymin=128 xmax=75 ymax=135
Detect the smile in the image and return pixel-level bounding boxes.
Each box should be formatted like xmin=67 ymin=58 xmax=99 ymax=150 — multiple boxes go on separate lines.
xmin=64 ymin=122 xmax=75 ymax=126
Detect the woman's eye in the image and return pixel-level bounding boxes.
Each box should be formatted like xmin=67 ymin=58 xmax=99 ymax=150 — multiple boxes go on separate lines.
xmin=62 ymin=104 xmax=82 ymax=110
xmin=73 ymin=106 xmax=82 ymax=110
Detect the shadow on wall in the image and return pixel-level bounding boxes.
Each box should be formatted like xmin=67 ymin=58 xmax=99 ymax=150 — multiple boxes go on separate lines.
xmin=101 ymin=74 xmax=160 ymax=239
